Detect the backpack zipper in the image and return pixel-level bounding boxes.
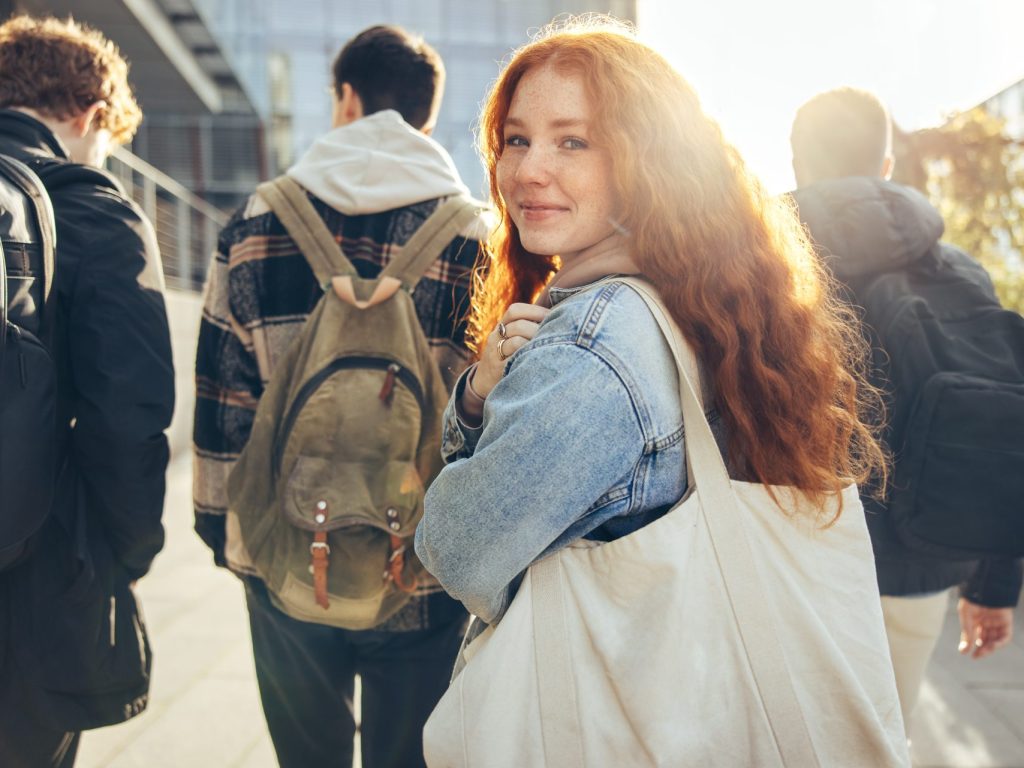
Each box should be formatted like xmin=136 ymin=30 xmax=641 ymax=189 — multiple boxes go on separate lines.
xmin=379 ymin=363 xmax=399 ymax=404
xmin=274 ymin=356 xmax=424 ymax=470
xmin=109 ymin=596 xmax=117 ymax=647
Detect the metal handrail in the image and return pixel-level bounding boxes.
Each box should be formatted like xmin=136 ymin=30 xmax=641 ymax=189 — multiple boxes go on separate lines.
xmin=111 ymin=145 xmax=228 ymax=225
xmin=107 ymin=146 xmax=228 ymax=291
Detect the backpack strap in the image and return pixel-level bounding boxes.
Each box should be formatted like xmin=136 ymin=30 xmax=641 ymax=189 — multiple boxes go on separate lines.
xmin=380 ymin=196 xmax=483 ymax=291
xmin=256 ymin=175 xmax=357 ymax=288
xmin=0 ymin=236 xmax=7 ymax=362
xmin=0 ymin=155 xmax=57 ymax=335
xmin=32 ymin=160 xmax=122 ymax=197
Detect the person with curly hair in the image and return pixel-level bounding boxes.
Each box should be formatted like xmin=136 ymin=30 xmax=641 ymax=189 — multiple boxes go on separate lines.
xmin=416 ymin=16 xmax=908 ymax=764
xmin=0 ymin=16 xmax=172 ymax=768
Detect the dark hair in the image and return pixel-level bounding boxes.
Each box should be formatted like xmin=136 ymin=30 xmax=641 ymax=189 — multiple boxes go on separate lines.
xmin=791 ymin=87 xmax=891 ymax=184
xmin=331 ymin=25 xmax=444 ymax=130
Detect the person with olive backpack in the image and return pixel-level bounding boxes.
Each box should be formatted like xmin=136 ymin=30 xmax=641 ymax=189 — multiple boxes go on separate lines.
xmin=193 ymin=25 xmax=489 ymax=768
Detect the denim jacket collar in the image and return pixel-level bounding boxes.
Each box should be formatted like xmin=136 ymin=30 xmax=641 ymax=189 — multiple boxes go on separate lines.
xmin=547 ymin=274 xmax=630 ymax=307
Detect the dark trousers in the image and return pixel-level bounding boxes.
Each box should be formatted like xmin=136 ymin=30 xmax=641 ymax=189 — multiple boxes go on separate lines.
xmin=0 ymin=670 xmax=80 ymax=768
xmin=244 ymin=578 xmax=467 ymax=768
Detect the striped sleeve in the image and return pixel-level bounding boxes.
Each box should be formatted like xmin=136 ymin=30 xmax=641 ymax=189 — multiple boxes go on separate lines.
xmin=192 ymin=214 xmax=263 ymax=565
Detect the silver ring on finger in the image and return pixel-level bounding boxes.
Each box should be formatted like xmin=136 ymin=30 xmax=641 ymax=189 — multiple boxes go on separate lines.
xmin=497 ymin=337 xmax=511 ymax=361
xmin=497 ymin=322 xmax=508 ymax=340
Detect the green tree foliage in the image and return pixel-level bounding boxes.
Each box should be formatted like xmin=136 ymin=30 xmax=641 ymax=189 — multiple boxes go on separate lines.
xmin=893 ymin=107 xmax=1024 ymax=313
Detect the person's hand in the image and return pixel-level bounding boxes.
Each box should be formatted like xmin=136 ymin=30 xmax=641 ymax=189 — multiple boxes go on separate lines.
xmin=958 ymin=598 xmax=1014 ymax=659
xmin=472 ymin=303 xmax=550 ymax=398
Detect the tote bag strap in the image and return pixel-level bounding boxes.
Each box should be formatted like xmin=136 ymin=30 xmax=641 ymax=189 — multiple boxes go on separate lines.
xmin=618 ymin=277 xmax=820 ymax=766
xmin=530 ymin=556 xmax=586 ymax=768
xmin=530 ymin=277 xmax=819 ymax=766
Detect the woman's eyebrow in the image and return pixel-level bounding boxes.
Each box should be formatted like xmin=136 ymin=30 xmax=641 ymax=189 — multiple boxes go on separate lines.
xmin=504 ymin=116 xmax=587 ymax=129
xmin=548 ymin=118 xmax=587 ymax=129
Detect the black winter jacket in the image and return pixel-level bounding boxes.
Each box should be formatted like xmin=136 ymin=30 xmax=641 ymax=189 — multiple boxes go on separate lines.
xmin=0 ymin=111 xmax=174 ymax=729
xmin=792 ymin=177 xmax=1022 ymax=606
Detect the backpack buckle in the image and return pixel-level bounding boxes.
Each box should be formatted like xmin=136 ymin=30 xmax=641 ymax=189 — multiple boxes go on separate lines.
xmin=385 ymin=535 xmax=418 ymax=593
xmin=310 ymin=541 xmax=331 ymax=555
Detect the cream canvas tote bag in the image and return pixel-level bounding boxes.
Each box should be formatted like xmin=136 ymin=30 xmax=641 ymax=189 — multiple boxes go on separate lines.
xmin=423 ymin=278 xmax=909 ymax=767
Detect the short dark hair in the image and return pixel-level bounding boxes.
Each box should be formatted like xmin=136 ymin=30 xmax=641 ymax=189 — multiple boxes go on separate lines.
xmin=332 ymin=25 xmax=444 ymax=131
xmin=791 ymin=87 xmax=891 ymax=185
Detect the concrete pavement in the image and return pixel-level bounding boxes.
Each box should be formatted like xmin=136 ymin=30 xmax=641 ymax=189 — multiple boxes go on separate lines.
xmin=76 ymin=290 xmax=1024 ymax=768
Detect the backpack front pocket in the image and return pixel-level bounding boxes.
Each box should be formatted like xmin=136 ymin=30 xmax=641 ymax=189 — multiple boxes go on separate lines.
xmin=274 ymin=355 xmax=424 ymax=471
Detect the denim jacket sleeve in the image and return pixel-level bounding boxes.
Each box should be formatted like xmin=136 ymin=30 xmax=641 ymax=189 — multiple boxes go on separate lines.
xmin=439 ymin=365 xmax=486 ymax=462
xmin=415 ymin=339 xmax=645 ymax=624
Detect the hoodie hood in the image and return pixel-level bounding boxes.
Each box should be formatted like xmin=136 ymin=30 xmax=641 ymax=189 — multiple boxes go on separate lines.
xmin=790 ymin=177 xmax=944 ymax=280
xmin=286 ymin=109 xmax=469 ymax=215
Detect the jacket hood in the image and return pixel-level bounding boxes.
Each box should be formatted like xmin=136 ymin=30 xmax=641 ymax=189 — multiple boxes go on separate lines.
xmin=286 ymin=109 xmax=469 ymax=215
xmin=790 ymin=177 xmax=944 ymax=279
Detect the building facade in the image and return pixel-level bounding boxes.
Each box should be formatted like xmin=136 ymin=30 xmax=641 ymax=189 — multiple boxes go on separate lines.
xmin=1 ymin=0 xmax=637 ymax=284
xmin=982 ymin=79 xmax=1024 ymax=139
xmin=1 ymin=0 xmax=255 ymax=288
xmin=200 ymin=0 xmax=637 ymax=197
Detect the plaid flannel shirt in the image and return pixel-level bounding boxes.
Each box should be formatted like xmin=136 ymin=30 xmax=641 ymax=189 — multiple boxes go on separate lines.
xmin=193 ymin=191 xmax=486 ymax=627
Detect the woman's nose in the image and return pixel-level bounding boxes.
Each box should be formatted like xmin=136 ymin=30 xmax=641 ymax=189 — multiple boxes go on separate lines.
xmin=515 ymin=146 xmax=550 ymax=185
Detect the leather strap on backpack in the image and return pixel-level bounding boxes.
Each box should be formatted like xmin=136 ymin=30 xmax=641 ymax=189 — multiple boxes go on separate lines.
xmin=386 ymin=534 xmax=418 ymax=593
xmin=311 ymin=529 xmax=330 ymax=610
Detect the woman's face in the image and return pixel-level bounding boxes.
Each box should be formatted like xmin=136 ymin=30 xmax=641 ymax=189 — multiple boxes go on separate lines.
xmin=496 ymin=63 xmax=619 ymax=264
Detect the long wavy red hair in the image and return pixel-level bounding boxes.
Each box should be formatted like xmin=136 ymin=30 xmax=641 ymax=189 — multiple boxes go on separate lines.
xmin=469 ymin=17 xmax=886 ymax=509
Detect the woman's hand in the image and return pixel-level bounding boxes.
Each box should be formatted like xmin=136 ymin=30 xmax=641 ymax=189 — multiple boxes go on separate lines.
xmin=473 ymin=303 xmax=550 ymax=398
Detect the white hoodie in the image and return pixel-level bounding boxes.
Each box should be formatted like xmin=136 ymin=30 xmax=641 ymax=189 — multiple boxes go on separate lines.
xmin=286 ymin=109 xmax=471 ymax=216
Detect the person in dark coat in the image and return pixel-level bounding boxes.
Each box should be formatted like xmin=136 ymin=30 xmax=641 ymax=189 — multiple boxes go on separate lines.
xmin=0 ymin=16 xmax=174 ymax=768
xmin=789 ymin=87 xmax=1022 ymax=734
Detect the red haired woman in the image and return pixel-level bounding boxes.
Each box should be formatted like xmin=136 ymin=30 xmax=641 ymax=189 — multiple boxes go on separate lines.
xmin=416 ymin=16 xmax=907 ymax=766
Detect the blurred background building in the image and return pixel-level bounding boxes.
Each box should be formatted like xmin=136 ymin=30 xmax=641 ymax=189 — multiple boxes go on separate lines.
xmin=981 ymin=78 xmax=1024 ymax=139
xmin=194 ymin=0 xmax=636 ymax=198
xmin=3 ymin=0 xmax=263 ymax=288
xmin=0 ymin=0 xmax=635 ymax=289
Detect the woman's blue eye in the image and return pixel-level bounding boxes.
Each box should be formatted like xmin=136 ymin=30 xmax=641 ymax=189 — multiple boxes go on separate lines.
xmin=505 ymin=135 xmax=528 ymax=147
xmin=563 ymin=137 xmax=588 ymax=150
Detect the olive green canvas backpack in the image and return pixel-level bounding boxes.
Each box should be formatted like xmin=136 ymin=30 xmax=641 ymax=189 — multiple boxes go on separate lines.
xmin=227 ymin=176 xmax=482 ymax=629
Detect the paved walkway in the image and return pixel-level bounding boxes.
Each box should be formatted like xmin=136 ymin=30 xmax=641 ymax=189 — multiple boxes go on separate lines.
xmin=76 ymin=291 xmax=276 ymax=768
xmin=76 ymin=291 xmax=1024 ymax=768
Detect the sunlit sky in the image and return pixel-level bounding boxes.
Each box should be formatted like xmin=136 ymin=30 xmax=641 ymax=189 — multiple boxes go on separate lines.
xmin=639 ymin=0 xmax=1024 ymax=193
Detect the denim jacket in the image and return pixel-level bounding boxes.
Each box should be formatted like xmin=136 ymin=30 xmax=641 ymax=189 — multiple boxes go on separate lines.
xmin=415 ymin=279 xmax=723 ymax=623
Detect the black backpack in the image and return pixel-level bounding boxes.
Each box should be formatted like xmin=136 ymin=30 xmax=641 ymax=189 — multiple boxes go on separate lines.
xmin=853 ymin=245 xmax=1024 ymax=559
xmin=0 ymin=154 xmax=57 ymax=571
